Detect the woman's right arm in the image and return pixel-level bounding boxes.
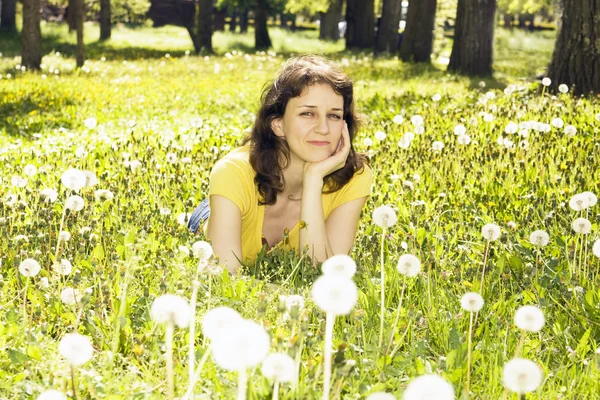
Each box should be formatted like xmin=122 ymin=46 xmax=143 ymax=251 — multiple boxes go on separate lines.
xmin=206 ymin=195 xmax=243 ymax=274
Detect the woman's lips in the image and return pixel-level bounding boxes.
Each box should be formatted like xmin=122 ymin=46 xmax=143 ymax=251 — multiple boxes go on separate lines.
xmin=308 ymin=141 xmax=330 ymax=147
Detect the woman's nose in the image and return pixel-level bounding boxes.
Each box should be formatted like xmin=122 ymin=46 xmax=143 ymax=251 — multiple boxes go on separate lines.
xmin=314 ymin=116 xmax=330 ymax=134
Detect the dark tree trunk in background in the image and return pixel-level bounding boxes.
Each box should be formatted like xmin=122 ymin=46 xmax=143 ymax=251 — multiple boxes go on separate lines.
xmin=21 ymin=0 xmax=41 ymax=70
xmin=399 ymin=0 xmax=436 ymax=62
xmin=229 ymin=11 xmax=237 ymax=32
xmin=1 ymin=0 xmax=17 ymax=32
xmin=376 ymin=0 xmax=401 ymax=53
xmin=99 ymin=0 xmax=111 ymax=40
xmin=320 ymin=0 xmax=343 ymax=41
xmin=280 ymin=13 xmax=287 ymax=29
xmin=503 ymin=13 xmax=513 ymax=27
xmin=345 ymin=0 xmax=356 ymax=48
xmin=548 ymin=0 xmax=600 ymax=95
xmin=68 ymin=0 xmax=76 ymax=31
xmin=448 ymin=0 xmax=496 ymax=76
xmin=197 ymin=0 xmax=213 ymax=53
xmin=214 ymin=7 xmax=226 ymax=31
xmin=239 ymin=8 xmax=248 ymax=33
xmin=254 ymin=0 xmax=271 ymax=49
xmin=347 ymin=0 xmax=374 ymax=49
xmin=289 ymin=14 xmax=296 ymax=31
xmin=75 ymin=0 xmax=84 ymax=68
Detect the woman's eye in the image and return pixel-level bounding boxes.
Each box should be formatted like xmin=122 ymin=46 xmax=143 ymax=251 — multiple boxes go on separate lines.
xmin=301 ymin=112 xmax=313 ymax=116
xmin=329 ymin=114 xmax=341 ymax=119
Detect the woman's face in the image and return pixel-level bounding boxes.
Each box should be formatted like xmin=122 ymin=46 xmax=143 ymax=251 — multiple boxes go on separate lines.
xmin=271 ymin=83 xmax=345 ymax=164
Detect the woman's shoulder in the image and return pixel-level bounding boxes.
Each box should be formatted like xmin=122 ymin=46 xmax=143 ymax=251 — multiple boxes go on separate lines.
xmin=211 ymin=145 xmax=254 ymax=176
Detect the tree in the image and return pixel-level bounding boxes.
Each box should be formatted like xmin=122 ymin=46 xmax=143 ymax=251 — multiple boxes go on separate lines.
xmin=21 ymin=0 xmax=42 ymax=70
xmin=100 ymin=0 xmax=111 ymax=40
xmin=197 ymin=0 xmax=213 ymax=53
xmin=346 ymin=0 xmax=375 ymax=49
xmin=448 ymin=0 xmax=497 ymax=76
xmin=547 ymin=0 xmax=600 ymax=95
xmin=375 ymin=0 xmax=401 ymax=54
xmin=399 ymin=0 xmax=437 ymax=62
xmin=1 ymin=0 xmax=17 ymax=32
xmin=255 ymin=0 xmax=271 ymax=49
xmin=319 ymin=0 xmax=343 ymax=41
xmin=75 ymin=0 xmax=84 ymax=68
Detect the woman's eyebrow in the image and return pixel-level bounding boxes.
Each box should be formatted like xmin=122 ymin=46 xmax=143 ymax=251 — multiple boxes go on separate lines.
xmin=297 ymin=105 xmax=343 ymax=111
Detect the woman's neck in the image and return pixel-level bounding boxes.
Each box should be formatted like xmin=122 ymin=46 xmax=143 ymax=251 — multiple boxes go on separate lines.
xmin=281 ymin=155 xmax=305 ymax=200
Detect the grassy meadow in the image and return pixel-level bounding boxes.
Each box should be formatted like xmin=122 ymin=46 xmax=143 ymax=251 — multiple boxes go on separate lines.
xmin=1 ymin=21 xmax=599 ymax=399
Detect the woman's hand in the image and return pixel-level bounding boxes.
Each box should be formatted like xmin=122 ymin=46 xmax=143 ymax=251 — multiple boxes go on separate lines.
xmin=303 ymin=121 xmax=351 ymax=182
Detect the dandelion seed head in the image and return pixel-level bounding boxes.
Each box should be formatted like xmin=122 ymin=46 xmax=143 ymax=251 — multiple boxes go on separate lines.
xmin=311 ymin=275 xmax=358 ymax=316
xmin=202 ymin=306 xmax=243 ymax=340
xmin=569 ymin=193 xmax=589 ymax=211
xmin=396 ymin=254 xmax=421 ymax=277
xmin=40 ymin=188 xmax=58 ymax=203
xmin=60 ymin=287 xmax=80 ymax=305
xmin=402 ymin=374 xmax=454 ymax=400
xmin=261 ymin=352 xmax=295 ymax=382
xmin=502 ymin=358 xmax=543 ymax=394
xmin=572 ymin=217 xmax=591 ymax=234
xmin=150 ymin=294 xmax=191 ymax=328
xmin=54 ymin=259 xmax=72 ymax=276
xmin=211 ymin=319 xmax=270 ymax=371
xmin=65 ymin=195 xmax=85 ymax=211
xmin=61 ymin=168 xmax=87 ymax=192
xmin=367 ymin=392 xmax=396 ymax=400
xmin=322 ymin=254 xmax=357 ymax=278
xmin=19 ymin=258 xmax=41 ymax=277
xmin=481 ymin=223 xmax=501 ymax=241
xmin=460 ymin=292 xmax=484 ymax=313
xmin=580 ymin=191 xmax=597 ymax=208
xmin=58 ymin=333 xmax=94 ymax=366
xmin=593 ymin=240 xmax=600 ymax=258
xmin=453 ymin=124 xmax=466 ymax=136
xmin=37 ymin=390 xmax=67 ymax=400
xmin=558 ymin=84 xmax=569 ymax=93
xmin=529 ymin=230 xmax=550 ymax=247
xmin=192 ymin=241 xmax=213 ymax=261
xmin=372 ymin=205 xmax=397 ymax=228
xmin=514 ymin=305 xmax=545 ymax=332
xmin=541 ymin=77 xmax=551 ymax=86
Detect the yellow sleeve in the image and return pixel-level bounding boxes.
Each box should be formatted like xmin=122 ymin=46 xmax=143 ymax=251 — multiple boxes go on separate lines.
xmin=332 ymin=164 xmax=373 ymax=207
xmin=208 ymin=157 xmax=254 ymax=215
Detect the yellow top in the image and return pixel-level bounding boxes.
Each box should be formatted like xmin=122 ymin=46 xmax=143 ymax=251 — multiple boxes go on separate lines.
xmin=206 ymin=145 xmax=372 ymax=264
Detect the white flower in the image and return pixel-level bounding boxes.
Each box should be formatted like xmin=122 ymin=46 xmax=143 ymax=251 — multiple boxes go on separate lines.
xmin=177 ymin=212 xmax=191 ymax=226
xmin=311 ymin=275 xmax=358 ymax=316
xmin=572 ymin=218 xmax=591 ymax=234
xmin=460 ymin=292 xmax=484 ymax=313
xmin=529 ymin=230 xmax=550 ymax=247
xmin=83 ymin=117 xmax=97 ymax=130
xmin=322 ymin=254 xmax=357 ymax=278
xmin=261 ymin=352 xmax=295 ymax=382
xmin=414 ymin=126 xmax=425 ymax=135
xmin=569 ymin=193 xmax=589 ymax=211
xmin=457 ymin=135 xmax=471 ymax=145
xmin=202 ymin=306 xmax=243 ymax=340
xmin=363 ymin=138 xmax=373 ymax=147
xmin=514 ymin=305 xmax=545 ymax=332
xmin=19 ymin=258 xmax=41 ymax=277
xmin=159 ymin=207 xmax=171 ymax=216
xmin=592 ymin=240 xmax=600 ymax=258
xmin=82 ymin=170 xmax=97 ymax=187
xmin=367 ymin=393 xmax=396 ymax=400
xmin=94 ymin=189 xmax=114 ymax=201
xmin=397 ymin=254 xmax=421 ymax=277
xmin=374 ymin=131 xmax=387 ymax=141
xmin=502 ymin=358 xmax=543 ymax=394
xmin=60 ymin=287 xmax=80 ymax=305
xmin=481 ymin=223 xmax=501 ymax=241
xmin=505 ymin=122 xmax=519 ymax=134
xmin=596 ymin=112 xmax=600 ymax=122
xmin=166 ymin=152 xmax=178 ymax=164
xmin=431 ymin=141 xmax=444 ymax=151
xmin=23 ymin=164 xmax=37 ymax=177
xmin=54 ymin=259 xmax=72 ymax=275
xmin=558 ymin=84 xmax=569 ymax=93
xmin=126 ymin=160 xmax=142 ymax=171
xmin=61 ymin=168 xmax=87 ymax=192
xmin=564 ymin=125 xmax=577 ymax=136
xmin=58 ymin=230 xmax=71 ymax=242
xmin=519 ymin=140 xmax=529 ymax=150
xmin=11 ymin=175 xmax=28 ymax=188
xmin=398 ymin=136 xmax=412 ymax=149
xmin=392 ymin=115 xmax=404 ymax=124
xmin=411 ymin=115 xmax=424 ymax=127
xmin=211 ymin=319 xmax=270 ymax=370
xmin=404 ymin=132 xmax=415 ymax=141
xmin=453 ymin=124 xmax=466 ymax=136
xmin=402 ymin=374 xmax=454 ymax=400
xmin=151 ymin=295 xmax=190 ymax=328
xmin=483 ymin=113 xmax=494 ymax=122
xmin=192 ymin=241 xmax=213 ymax=260
xmin=75 ymin=146 xmax=88 ymax=158
xmin=37 ymin=389 xmax=67 ymax=400
xmin=58 ymin=333 xmax=94 ymax=366
xmin=285 ymin=295 xmax=305 ymax=313
xmin=431 ymin=93 xmax=441 ymax=102
xmin=551 ymin=118 xmax=564 ymax=128
xmin=40 ymin=188 xmax=58 ymax=203
xmin=38 ymin=277 xmax=50 ymax=289
xmin=581 ymin=191 xmax=597 ymax=207
xmin=541 ymin=77 xmax=551 ymax=86
xmin=65 ymin=195 xmax=85 ymax=211
xmin=372 ymin=205 xmax=397 ymax=228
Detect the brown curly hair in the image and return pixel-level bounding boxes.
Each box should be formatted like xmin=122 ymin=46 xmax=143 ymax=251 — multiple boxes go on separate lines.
xmin=242 ymin=55 xmax=368 ymax=206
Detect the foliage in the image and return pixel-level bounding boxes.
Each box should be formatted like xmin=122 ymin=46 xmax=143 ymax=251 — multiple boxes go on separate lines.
xmin=497 ymin=0 xmax=554 ymax=15
xmin=46 ymin=0 xmax=151 ymax=24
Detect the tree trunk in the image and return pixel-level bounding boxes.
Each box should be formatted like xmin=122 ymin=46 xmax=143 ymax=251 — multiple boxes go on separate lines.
xmin=239 ymin=8 xmax=248 ymax=33
xmin=548 ymin=0 xmax=600 ymax=95
xmin=197 ymin=0 xmax=212 ymax=53
xmin=289 ymin=14 xmax=296 ymax=32
xmin=280 ymin=13 xmax=287 ymax=29
xmin=68 ymin=0 xmax=76 ymax=31
xmin=229 ymin=11 xmax=237 ymax=32
xmin=214 ymin=7 xmax=226 ymax=31
xmin=319 ymin=0 xmax=343 ymax=41
xmin=503 ymin=13 xmax=513 ymax=27
xmin=21 ymin=0 xmax=41 ymax=70
xmin=254 ymin=0 xmax=271 ymax=49
xmin=399 ymin=0 xmax=436 ymax=62
xmin=99 ymin=0 xmax=111 ymax=41
xmin=376 ymin=0 xmax=402 ymax=54
xmin=448 ymin=0 xmax=497 ymax=76
xmin=75 ymin=0 xmax=84 ymax=68
xmin=0 ymin=0 xmax=17 ymax=32
xmin=346 ymin=0 xmax=374 ymax=49
xmin=345 ymin=0 xmax=356 ymax=48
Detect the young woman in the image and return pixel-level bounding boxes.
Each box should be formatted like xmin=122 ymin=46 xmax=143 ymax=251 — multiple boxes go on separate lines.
xmin=188 ymin=55 xmax=372 ymax=273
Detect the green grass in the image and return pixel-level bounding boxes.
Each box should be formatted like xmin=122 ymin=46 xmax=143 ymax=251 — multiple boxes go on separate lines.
xmin=1 ymin=21 xmax=599 ymax=400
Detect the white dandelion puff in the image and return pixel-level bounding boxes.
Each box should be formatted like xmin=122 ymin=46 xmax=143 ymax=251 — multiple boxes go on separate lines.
xmin=202 ymin=306 xmax=243 ymax=341
xmin=460 ymin=292 xmax=484 ymax=313
xmin=454 ymin=124 xmax=466 ymax=136
xmin=431 ymin=141 xmax=444 ymax=151
xmin=375 ymin=131 xmax=387 ymax=141
xmin=191 ymin=241 xmax=213 ymax=260
xmin=23 ymin=164 xmax=37 ymax=177
xmin=61 ymin=169 xmax=87 ymax=192
xmin=372 ymin=205 xmax=397 ymax=228
xmin=529 ymin=230 xmax=550 ymax=247
xmin=551 ymin=118 xmax=564 ymax=128
xmin=322 ymin=255 xmax=357 ymax=278
xmin=564 ymin=125 xmax=577 ymax=136
xmin=392 ymin=115 xmax=404 ymax=124
xmin=94 ymin=189 xmax=114 ymax=201
xmin=558 ymin=84 xmax=569 ymax=94
xmin=514 ymin=305 xmax=545 ymax=333
xmin=411 ymin=115 xmax=424 ymax=127
xmin=40 ymin=188 xmax=58 ymax=203
xmin=261 ymin=352 xmax=295 ymax=382
xmin=481 ymin=223 xmax=501 ymax=241
xmin=396 ymin=254 xmax=421 ymax=277
xmin=83 ymin=117 xmax=97 ymax=130
xmin=581 ymin=191 xmax=597 ymax=208
xmin=572 ymin=218 xmax=591 ymax=234
xmin=211 ymin=319 xmax=270 ymax=371
xmin=502 ymin=358 xmax=543 ymax=394
xmin=569 ymin=193 xmax=589 ymax=211
xmin=541 ymin=77 xmax=551 ymax=86
xmin=58 ymin=231 xmax=71 ymax=242
xmin=58 ymin=333 xmax=94 ymax=366
xmin=54 ymin=259 xmax=73 ymax=276
xmin=60 ymin=287 xmax=80 ymax=305
xmin=65 ymin=195 xmax=85 ymax=211
xmin=19 ymin=258 xmax=41 ymax=277
xmin=311 ymin=275 xmax=358 ymax=316
xmin=37 ymin=390 xmax=67 ymax=400
xmin=592 ymin=240 xmax=600 ymax=258
xmin=402 ymin=374 xmax=454 ymax=400
xmin=150 ymin=294 xmax=191 ymax=328
xmin=367 ymin=393 xmax=396 ymax=400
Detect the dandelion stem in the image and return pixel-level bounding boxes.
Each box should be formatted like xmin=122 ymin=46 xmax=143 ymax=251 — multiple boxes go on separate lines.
xmin=389 ymin=319 xmax=412 ymax=359
xmin=323 ymin=312 xmax=335 ymax=400
xmin=70 ymin=365 xmax=79 ymax=400
xmin=465 ymin=311 xmax=474 ymax=400
xmin=273 ymin=379 xmax=280 ymax=400
xmin=53 ymin=201 xmax=68 ymax=266
xmin=514 ymin=330 xmax=527 ymax=358
xmin=188 ymin=280 xmax=200 ymax=384
xmin=181 ymin=347 xmax=212 ymax=400
xmin=378 ymin=226 xmax=386 ymax=356
xmin=22 ymin=279 xmax=29 ymax=336
xmin=572 ymin=235 xmax=578 ymax=279
xmin=166 ymin=320 xmax=175 ymax=400
xmin=237 ymin=367 xmax=247 ymax=400
xmin=385 ymin=275 xmax=407 ymax=356
xmin=479 ymin=240 xmax=490 ymax=294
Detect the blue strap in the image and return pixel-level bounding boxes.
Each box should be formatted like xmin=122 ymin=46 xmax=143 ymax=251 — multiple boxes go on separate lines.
xmin=188 ymin=198 xmax=211 ymax=233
